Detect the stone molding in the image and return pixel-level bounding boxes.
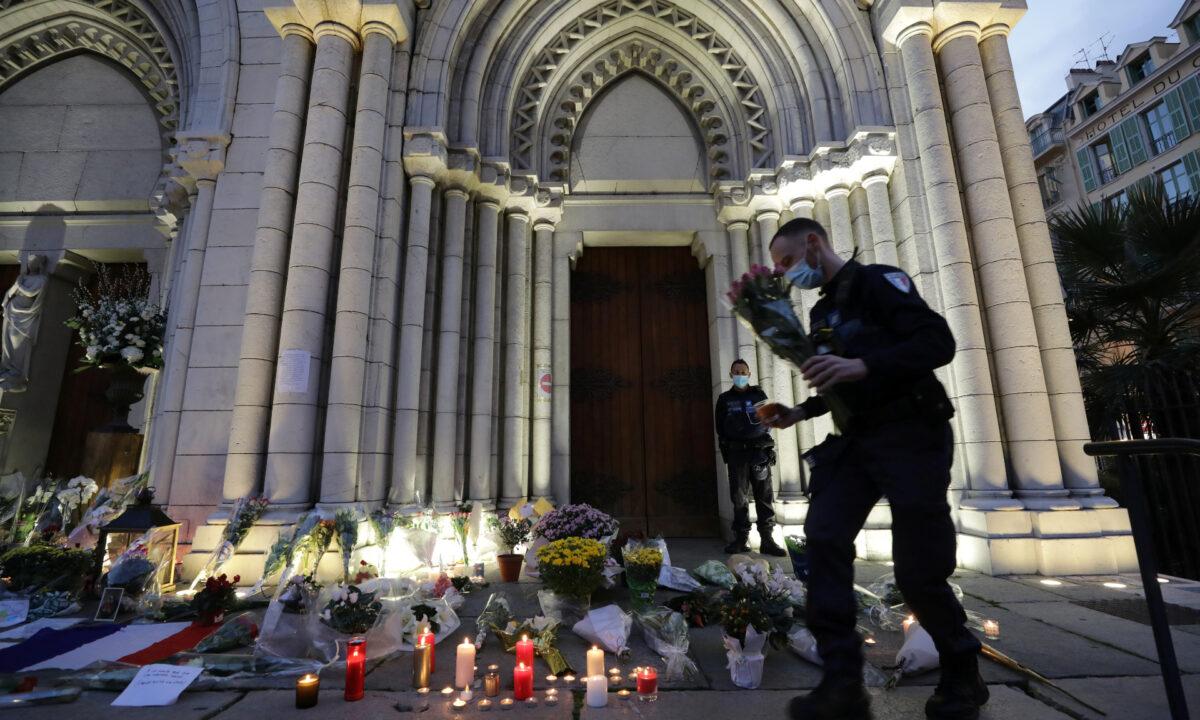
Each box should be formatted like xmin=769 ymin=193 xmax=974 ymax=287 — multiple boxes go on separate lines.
xmin=174 ymin=133 xmax=230 ymax=183
xmin=510 ymin=0 xmax=772 ymax=171
xmin=877 ymin=0 xmax=1026 ymax=47
xmin=401 ymin=127 xmax=449 ymax=180
xmin=264 ymin=0 xmax=409 ymax=45
xmin=539 ymin=37 xmax=740 ymax=183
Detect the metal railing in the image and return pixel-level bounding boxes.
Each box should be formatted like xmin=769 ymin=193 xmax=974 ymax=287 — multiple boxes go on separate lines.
xmin=1084 ymin=438 xmax=1198 ymax=720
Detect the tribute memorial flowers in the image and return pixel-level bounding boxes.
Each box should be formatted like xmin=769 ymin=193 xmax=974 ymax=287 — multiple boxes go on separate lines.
xmin=491 ymin=516 xmax=532 ymax=582
xmin=622 ymin=546 xmax=663 ymax=610
xmin=533 ymin=504 xmax=618 ymax=542
xmin=449 ymin=503 xmax=473 ymax=566
xmin=320 ymin=584 xmax=382 ymax=635
xmin=65 ymin=264 xmax=165 ymax=371
xmin=192 ymin=573 xmax=240 ymax=625
xmin=190 ymin=495 xmax=269 ymax=591
xmin=537 ymin=538 xmax=607 ymax=598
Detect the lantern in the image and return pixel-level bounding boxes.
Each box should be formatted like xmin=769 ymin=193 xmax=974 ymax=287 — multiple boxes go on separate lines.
xmin=95 ymin=486 xmax=180 ymax=592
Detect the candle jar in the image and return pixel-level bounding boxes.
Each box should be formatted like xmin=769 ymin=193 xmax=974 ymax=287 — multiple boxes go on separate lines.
xmin=413 ymin=642 xmax=432 ymax=689
xmin=484 ymin=668 xmax=501 ymax=697
xmin=295 ymin=673 xmax=319 ymax=709
xmin=636 ymin=667 xmax=658 ymax=702
xmin=513 ymin=663 xmax=534 ymax=700
xmin=345 ymin=637 xmax=366 ymax=702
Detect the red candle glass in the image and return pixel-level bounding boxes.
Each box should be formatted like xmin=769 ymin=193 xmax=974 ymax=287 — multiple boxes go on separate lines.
xmin=345 ymin=637 xmax=366 ymax=702
xmin=417 ymin=628 xmax=436 ymax=672
xmin=636 ymin=666 xmax=657 ymax=702
xmin=515 ymin=635 xmax=534 ymax=669
xmin=513 ymin=663 xmax=534 ymax=701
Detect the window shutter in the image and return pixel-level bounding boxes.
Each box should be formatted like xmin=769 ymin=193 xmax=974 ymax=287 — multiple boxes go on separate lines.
xmin=1182 ymin=151 xmax=1200 ymax=195
xmin=1165 ymin=86 xmax=1192 ymax=140
xmin=1122 ymin=116 xmax=1149 ymax=166
xmin=1077 ymin=147 xmax=1098 ymax=192
xmin=1178 ymin=76 xmax=1200 ymax=133
xmin=1109 ymin=128 xmax=1131 ymax=174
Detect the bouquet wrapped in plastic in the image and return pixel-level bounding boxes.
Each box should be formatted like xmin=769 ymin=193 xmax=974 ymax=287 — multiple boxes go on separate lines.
xmin=572 ymin=604 xmax=632 ymax=659
xmin=392 ymin=592 xmax=461 ymax=650
xmin=536 ymin=537 xmax=606 ymax=625
xmin=635 ymin=606 xmax=702 ymax=684
xmin=692 ymin=560 xmax=736 ymax=589
xmin=622 ymin=545 xmax=662 ymax=610
xmin=490 ymin=615 xmax=574 ymax=675
xmin=195 ymin=612 xmax=259 ymax=653
xmin=66 ymin=473 xmax=146 ymax=549
xmin=334 ymin=509 xmax=359 ymax=581
xmin=189 ymin=495 xmax=269 ymax=591
xmin=473 ymin=592 xmax=512 ymax=649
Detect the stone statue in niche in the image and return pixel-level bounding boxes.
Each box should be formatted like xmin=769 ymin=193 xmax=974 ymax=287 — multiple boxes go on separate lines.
xmin=0 ymin=254 xmax=49 ymax=393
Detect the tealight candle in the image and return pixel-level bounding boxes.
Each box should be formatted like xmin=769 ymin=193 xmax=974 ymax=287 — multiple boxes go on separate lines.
xmin=442 ymin=686 xmax=455 ymax=698
xmin=609 ymin=667 xmax=621 ymax=676
xmin=587 ymin=645 xmax=605 ymax=678
xmin=585 ymin=674 xmax=608 ymax=707
xmin=544 ymin=692 xmax=558 ymax=706
xmin=513 ymin=662 xmax=533 ymax=700
xmin=456 ymin=638 xmax=476 ymax=689
xmin=478 ymin=699 xmax=493 ymax=712
xmin=418 ymin=626 xmax=436 ymax=672
xmin=515 ymin=635 xmax=535 ymax=668
xmin=983 ymin=619 xmax=1000 ymax=640
xmin=636 ymin=666 xmax=657 ymax=702
xmin=461 ymin=686 xmax=474 ymax=702
xmin=451 ymin=699 xmax=467 ymax=712
xmin=484 ymin=667 xmax=501 ymax=697
xmin=414 ymin=688 xmax=431 ymax=712
xmin=524 ymin=697 xmax=538 ymax=708
xmin=499 ymin=698 xmax=514 ymax=710
xmin=295 ymin=673 xmax=319 ymax=709
xmin=617 ymin=689 xmax=632 ymax=700
xmin=562 ymin=674 xmax=576 ymax=685
xmin=345 ymin=636 xmax=366 ymax=702
xmin=545 ymin=674 xmax=558 ymax=685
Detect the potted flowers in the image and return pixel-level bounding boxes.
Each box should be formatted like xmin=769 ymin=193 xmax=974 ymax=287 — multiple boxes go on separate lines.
xmin=533 ymin=503 xmax=618 ymax=542
xmin=192 ymin=573 xmax=240 ymax=626
xmin=622 ymin=546 xmax=663 ymax=610
xmin=491 ymin=516 xmax=532 ymax=582
xmin=536 ymin=537 xmax=607 ymax=624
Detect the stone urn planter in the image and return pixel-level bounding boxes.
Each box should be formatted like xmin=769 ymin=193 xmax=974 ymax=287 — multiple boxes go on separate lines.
xmin=497 ymin=553 xmax=523 ymax=583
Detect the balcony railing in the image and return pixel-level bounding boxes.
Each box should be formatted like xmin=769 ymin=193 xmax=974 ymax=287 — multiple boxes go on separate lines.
xmin=1099 ymin=165 xmax=1118 ymax=184
xmin=1152 ymin=130 xmax=1179 ymax=156
xmin=1030 ymin=128 xmax=1064 ymax=157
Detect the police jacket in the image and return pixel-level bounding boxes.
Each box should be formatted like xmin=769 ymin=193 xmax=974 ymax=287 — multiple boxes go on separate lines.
xmin=715 ymin=385 xmax=775 ymax=463
xmin=796 ymin=260 xmax=955 ymax=431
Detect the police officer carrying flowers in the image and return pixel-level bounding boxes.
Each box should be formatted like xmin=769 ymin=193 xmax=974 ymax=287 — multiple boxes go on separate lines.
xmin=760 ymin=218 xmax=987 ymax=720
xmin=714 ymin=359 xmax=787 ymax=557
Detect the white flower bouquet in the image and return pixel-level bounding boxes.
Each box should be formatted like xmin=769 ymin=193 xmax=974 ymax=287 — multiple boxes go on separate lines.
xmin=65 ymin=265 xmax=165 ymax=371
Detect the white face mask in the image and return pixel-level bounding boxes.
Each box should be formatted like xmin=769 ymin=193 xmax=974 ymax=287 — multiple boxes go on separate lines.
xmin=785 ymin=258 xmax=823 ymax=290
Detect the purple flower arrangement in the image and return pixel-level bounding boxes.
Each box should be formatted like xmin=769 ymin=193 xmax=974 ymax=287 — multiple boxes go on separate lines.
xmin=534 ymin=503 xmax=619 ymax=542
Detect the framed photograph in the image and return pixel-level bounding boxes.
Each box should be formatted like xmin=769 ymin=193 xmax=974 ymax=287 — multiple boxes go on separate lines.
xmin=94 ymin=587 xmax=124 ymax=622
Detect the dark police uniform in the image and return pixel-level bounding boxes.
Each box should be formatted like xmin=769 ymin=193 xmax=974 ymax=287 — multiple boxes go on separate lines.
xmin=715 ymin=384 xmax=777 ymax=541
xmin=796 ymin=259 xmax=980 ymax=686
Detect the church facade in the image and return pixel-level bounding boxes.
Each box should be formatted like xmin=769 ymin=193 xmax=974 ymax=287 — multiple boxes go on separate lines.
xmin=0 ymin=0 xmax=1136 ymax=577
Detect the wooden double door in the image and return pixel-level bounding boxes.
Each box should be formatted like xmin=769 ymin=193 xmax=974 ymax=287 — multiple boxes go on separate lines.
xmin=569 ymin=247 xmax=719 ymax=536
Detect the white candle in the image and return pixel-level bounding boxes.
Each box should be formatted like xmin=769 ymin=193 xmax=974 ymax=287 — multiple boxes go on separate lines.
xmin=585 ymin=675 xmax=607 ymax=708
xmin=455 ymin=638 xmax=476 ymax=689
xmin=586 ymin=645 xmax=605 ymax=679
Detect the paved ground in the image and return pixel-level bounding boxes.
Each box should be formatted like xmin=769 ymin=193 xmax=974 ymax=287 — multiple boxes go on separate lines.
xmin=5 ymin=539 xmax=1200 ymax=719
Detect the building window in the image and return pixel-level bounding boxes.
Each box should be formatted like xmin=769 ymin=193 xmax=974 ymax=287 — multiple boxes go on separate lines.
xmin=1187 ymin=13 xmax=1200 ymax=43
xmin=1093 ymin=139 xmax=1117 ymax=184
xmin=1081 ymin=91 xmax=1101 ymax=118
xmin=1038 ymin=167 xmax=1062 ymax=206
xmin=1031 ymin=125 xmax=1052 ymax=155
xmin=1143 ymin=101 xmax=1179 ymax=155
xmin=1105 ymin=192 xmax=1127 ymax=212
xmin=1159 ymin=161 xmax=1193 ymax=202
xmin=1126 ymin=53 xmax=1156 ymax=85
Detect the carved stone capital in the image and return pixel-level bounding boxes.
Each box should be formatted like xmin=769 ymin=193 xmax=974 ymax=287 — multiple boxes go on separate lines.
xmin=402 ymin=128 xmax=449 ymax=180
xmin=714 ymin=182 xmax=753 ymax=226
xmin=174 ymin=133 xmax=230 ymax=183
xmin=264 ymin=0 xmax=410 ymax=45
xmin=877 ymin=0 xmax=1027 ymax=47
xmin=443 ymin=146 xmax=481 ymax=193
xmin=475 ymin=159 xmax=511 ymax=206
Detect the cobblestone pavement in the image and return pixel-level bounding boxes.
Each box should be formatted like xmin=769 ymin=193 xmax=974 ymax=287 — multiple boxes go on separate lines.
xmin=3 ymin=539 xmax=1198 ymax=719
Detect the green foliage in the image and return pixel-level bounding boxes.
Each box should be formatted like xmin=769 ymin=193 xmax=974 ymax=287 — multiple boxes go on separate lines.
xmin=0 ymin=544 xmax=93 ymax=593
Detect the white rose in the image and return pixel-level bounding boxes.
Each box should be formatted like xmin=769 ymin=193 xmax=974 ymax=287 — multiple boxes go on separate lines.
xmin=348 ymin=592 xmax=359 ymax=604
xmin=120 ymin=346 xmax=144 ymax=363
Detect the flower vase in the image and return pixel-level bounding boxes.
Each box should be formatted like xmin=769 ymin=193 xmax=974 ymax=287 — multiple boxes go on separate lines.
xmin=497 ymin=553 xmax=523 ymax=583
xmin=98 ymin=363 xmax=154 ymax=431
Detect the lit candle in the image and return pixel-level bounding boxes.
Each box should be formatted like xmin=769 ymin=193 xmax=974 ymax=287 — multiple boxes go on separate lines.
xmin=513 ymin=662 xmax=534 ymax=700
xmin=562 ymin=674 xmax=576 ymax=686
xmin=451 ymin=699 xmax=467 ymax=712
xmin=585 ymin=674 xmax=608 ymax=707
xmin=461 ymin=686 xmax=474 ymax=702
xmin=478 ymin=699 xmax=493 ymax=712
xmin=413 ymin=641 xmax=432 ymax=689
xmin=484 ymin=667 xmax=501 ymax=697
xmin=586 ymin=645 xmax=605 ymax=678
xmin=636 ymin=666 xmax=657 ymax=702
xmin=524 ymin=697 xmax=539 ymax=708
xmin=295 ymin=673 xmax=319 ymax=709
xmin=902 ymin=615 xmax=917 ymax=633
xmin=345 ymin=637 xmax=366 ymax=702
xmin=442 ymin=686 xmax=455 ymax=698
xmin=515 ymin=635 xmax=535 ymax=668
xmin=617 ymin=689 xmax=632 ymax=700
xmin=418 ymin=625 xmax=436 ymax=672
xmin=499 ymin=698 xmax=514 ymax=710
xmin=544 ymin=691 xmax=558 ymax=706
xmin=415 ymin=687 xmax=430 ymax=711
xmin=456 ymin=637 xmax=476 ymax=689
xmin=545 ymin=674 xmax=557 ymax=685
xmin=983 ymin=619 xmax=1000 ymax=640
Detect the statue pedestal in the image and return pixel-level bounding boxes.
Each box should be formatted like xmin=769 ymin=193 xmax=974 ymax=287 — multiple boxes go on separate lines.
xmin=82 ymin=430 xmax=143 ymax=487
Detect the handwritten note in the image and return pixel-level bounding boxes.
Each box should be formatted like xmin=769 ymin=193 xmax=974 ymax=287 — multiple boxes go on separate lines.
xmin=112 ymin=664 xmax=203 ymax=706
xmin=277 ymin=349 xmax=310 ymax=394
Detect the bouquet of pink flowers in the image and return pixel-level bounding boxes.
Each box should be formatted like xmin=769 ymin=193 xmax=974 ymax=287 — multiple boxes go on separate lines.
xmin=726 ymin=264 xmax=851 ymax=432
xmin=534 ymin=503 xmax=618 ymax=542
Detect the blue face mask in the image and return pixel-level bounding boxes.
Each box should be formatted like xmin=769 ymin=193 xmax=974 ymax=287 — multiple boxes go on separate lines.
xmin=732 ymin=375 xmax=750 ymax=389
xmin=785 ymin=258 xmax=823 ymax=290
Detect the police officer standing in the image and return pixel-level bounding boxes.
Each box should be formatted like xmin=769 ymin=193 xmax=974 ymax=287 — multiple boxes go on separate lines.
xmin=715 ymin=359 xmax=786 ymax=557
xmin=760 ymin=218 xmax=986 ymax=720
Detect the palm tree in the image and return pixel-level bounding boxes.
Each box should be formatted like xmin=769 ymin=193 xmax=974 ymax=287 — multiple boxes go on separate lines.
xmin=1049 ymin=179 xmax=1200 ymax=578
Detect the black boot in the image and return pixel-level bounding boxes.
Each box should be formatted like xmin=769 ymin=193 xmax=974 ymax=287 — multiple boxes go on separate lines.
xmin=725 ymin=535 xmax=750 ymax=554
xmin=789 ymin=681 xmax=872 ymax=720
xmin=925 ymin=652 xmax=989 ymax=720
xmin=758 ymin=534 xmax=787 ymax=557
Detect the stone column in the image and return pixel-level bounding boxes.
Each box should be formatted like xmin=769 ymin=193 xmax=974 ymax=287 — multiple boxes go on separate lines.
xmin=786 ymin=197 xmax=817 ymax=459
xmin=468 ymin=199 xmax=502 ymax=504
xmin=849 ymin=187 xmax=874 ymax=265
xmin=725 ymin=220 xmax=756 ymax=372
xmin=263 ymin=24 xmax=358 ymax=510
xmin=551 ymin=233 xmax=579 ymax=505
xmin=530 ymin=220 xmax=554 ymax=500
xmin=896 ymin=23 xmax=1013 ymax=506
xmin=862 ymin=173 xmax=899 ymax=267
xmin=979 ymin=28 xmax=1111 ymax=505
xmin=389 ymin=172 xmax=439 ymax=506
xmin=937 ymin=25 xmax=1071 ymax=508
xmin=824 ymin=185 xmax=854 ymax=258
xmin=221 ymin=28 xmax=313 ymax=504
xmin=500 ymin=210 xmax=531 ymax=506
xmin=319 ymin=26 xmax=395 ymax=506
xmin=427 ymin=187 xmax=470 ymax=509
xmin=147 ymin=137 xmax=226 ymax=502
xmin=755 ymin=210 xmax=800 ymax=497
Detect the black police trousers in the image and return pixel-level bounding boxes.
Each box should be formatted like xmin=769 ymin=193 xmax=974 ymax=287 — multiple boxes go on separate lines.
xmin=803 ymin=419 xmax=980 ymax=684
xmin=728 ymin=458 xmax=775 ymax=538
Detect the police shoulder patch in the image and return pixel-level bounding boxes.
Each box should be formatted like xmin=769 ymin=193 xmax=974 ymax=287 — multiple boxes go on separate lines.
xmin=883 ymin=271 xmax=911 ymax=294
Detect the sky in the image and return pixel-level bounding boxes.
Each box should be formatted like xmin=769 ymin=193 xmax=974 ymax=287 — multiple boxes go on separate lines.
xmin=1010 ymin=0 xmax=1184 ymax=119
